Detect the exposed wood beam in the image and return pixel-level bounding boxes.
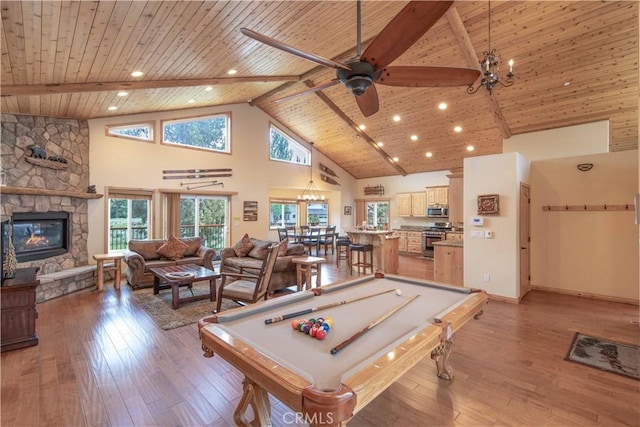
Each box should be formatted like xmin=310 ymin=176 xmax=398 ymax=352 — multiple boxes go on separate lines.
xmin=1 ymin=76 xmax=301 ymax=97
xmin=446 ymin=7 xmax=512 ymax=139
xmin=305 ymin=81 xmax=407 ymax=177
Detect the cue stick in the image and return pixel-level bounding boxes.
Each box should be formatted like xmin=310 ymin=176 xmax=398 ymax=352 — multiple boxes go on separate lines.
xmin=330 ymin=295 xmax=420 ymax=355
xmin=264 ymin=289 xmax=397 ymax=324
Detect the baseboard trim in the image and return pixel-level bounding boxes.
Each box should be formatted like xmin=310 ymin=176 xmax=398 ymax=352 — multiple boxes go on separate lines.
xmin=531 ymin=285 xmax=639 ymax=306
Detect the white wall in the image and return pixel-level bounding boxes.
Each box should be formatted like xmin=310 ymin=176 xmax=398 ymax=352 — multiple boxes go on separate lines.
xmin=530 ymin=151 xmax=638 ymax=301
xmin=503 ymin=120 xmax=609 ymax=161
xmin=463 ymin=153 xmax=524 ymax=299
xmin=87 ymin=103 xmax=356 ymax=256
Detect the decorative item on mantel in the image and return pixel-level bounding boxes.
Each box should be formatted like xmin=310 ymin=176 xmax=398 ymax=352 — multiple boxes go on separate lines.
xmin=24 ymin=145 xmax=69 ymax=170
xmin=364 ymin=184 xmax=384 ymax=196
xmin=2 ymin=222 xmax=17 ymax=279
xmin=87 ymin=185 xmax=96 ymax=193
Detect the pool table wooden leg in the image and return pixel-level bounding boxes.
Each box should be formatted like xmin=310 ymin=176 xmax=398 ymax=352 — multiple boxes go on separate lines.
xmin=431 ymin=338 xmax=454 ymax=380
xmin=234 ymin=377 xmax=271 ymax=426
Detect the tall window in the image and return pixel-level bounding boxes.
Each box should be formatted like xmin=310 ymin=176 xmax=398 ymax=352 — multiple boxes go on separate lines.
xmin=269 ymin=200 xmax=298 ymax=229
xmin=366 ymin=201 xmax=389 ymax=228
xmin=306 ymin=202 xmax=328 ymax=226
xmin=269 ymin=124 xmax=310 ymax=165
xmin=179 ymin=195 xmax=228 ymax=254
xmin=162 ymin=113 xmax=230 ymax=153
xmin=106 ymin=188 xmax=153 ymax=252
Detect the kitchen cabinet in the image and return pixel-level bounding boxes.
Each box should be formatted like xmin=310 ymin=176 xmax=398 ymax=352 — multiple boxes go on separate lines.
xmin=447 ymin=172 xmax=463 ymax=223
xmin=434 ymin=243 xmax=463 ymax=286
xmin=426 ymin=186 xmax=448 ymax=206
xmin=406 ymin=231 xmax=422 ymax=253
xmin=445 ymin=231 xmax=463 ymax=241
xmin=1 ymin=267 xmax=39 ymax=352
xmin=397 ymin=192 xmax=427 ymax=217
xmin=395 ymin=230 xmax=422 ymax=254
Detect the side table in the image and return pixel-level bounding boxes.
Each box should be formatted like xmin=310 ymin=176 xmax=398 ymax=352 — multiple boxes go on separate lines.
xmin=292 ymin=256 xmax=326 ymax=292
xmin=93 ymin=253 xmax=124 ymax=291
xmin=1 ymin=267 xmax=40 ymax=352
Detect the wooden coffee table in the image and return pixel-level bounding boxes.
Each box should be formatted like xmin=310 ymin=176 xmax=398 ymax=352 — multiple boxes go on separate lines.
xmin=149 ymin=264 xmax=219 ymax=309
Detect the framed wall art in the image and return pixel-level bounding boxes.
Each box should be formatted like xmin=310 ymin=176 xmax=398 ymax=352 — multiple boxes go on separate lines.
xmin=243 ymin=201 xmax=258 ymax=221
xmin=344 ymin=206 xmax=352 ymax=215
xmin=477 ymin=194 xmax=500 ymax=215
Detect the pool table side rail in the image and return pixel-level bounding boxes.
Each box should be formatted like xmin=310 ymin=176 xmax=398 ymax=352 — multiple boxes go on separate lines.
xmin=341 ymin=291 xmax=487 ymax=413
xmin=199 ymin=322 xmax=351 ymax=418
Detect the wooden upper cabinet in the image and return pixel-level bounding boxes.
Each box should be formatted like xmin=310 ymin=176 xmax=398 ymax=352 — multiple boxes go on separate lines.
xmin=397 ymin=192 xmax=427 ymax=217
xmin=410 ymin=192 xmax=427 ymax=216
xmin=397 ymin=194 xmax=412 ymax=216
xmin=426 ymin=186 xmax=448 ymax=206
xmin=447 ymin=172 xmax=463 ymax=224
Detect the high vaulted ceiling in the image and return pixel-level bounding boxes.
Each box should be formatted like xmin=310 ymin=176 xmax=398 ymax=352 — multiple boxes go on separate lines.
xmin=1 ymin=1 xmax=637 ymax=178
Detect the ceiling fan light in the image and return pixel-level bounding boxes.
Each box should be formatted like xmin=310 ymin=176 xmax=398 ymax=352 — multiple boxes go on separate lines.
xmin=345 ymin=75 xmax=373 ymax=96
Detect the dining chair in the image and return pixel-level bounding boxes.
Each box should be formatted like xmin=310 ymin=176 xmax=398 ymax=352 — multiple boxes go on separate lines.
xmin=215 ymin=243 xmax=281 ymax=312
xmin=301 ymin=227 xmax=320 ymax=256
xmin=277 ymin=227 xmax=288 ymax=242
xmin=319 ymin=225 xmax=336 ymax=255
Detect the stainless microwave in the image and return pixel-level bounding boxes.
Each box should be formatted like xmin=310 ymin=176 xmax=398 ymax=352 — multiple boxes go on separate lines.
xmin=427 ymin=206 xmax=449 ymax=218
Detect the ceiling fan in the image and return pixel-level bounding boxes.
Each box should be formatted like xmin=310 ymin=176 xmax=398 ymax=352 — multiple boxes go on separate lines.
xmin=241 ymin=0 xmax=480 ymax=117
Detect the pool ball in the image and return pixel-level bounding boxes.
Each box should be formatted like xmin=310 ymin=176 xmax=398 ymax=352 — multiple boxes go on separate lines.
xmin=291 ymin=319 xmax=301 ymax=330
xmin=395 ymin=289 xmax=402 ymax=296
xmin=316 ymin=330 xmax=326 ymax=340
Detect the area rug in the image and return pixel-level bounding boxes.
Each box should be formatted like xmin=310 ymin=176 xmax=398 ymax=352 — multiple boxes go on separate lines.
xmin=131 ymin=281 xmax=241 ymax=330
xmin=565 ymin=332 xmax=639 ymax=380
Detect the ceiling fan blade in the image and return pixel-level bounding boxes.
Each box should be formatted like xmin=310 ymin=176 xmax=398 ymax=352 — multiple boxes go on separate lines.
xmin=274 ymin=80 xmax=340 ymax=103
xmin=377 ymin=66 xmax=481 ymax=87
xmin=355 ymin=84 xmax=379 ymax=117
xmin=361 ymin=1 xmax=454 ymax=71
xmin=241 ymin=28 xmax=350 ymax=71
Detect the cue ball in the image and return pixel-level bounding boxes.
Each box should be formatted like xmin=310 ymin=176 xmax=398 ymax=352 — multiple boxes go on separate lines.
xmin=395 ymin=289 xmax=402 ymax=296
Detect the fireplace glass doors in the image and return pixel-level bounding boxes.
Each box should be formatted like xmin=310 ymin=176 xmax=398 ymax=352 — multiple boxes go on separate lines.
xmin=2 ymin=212 xmax=70 ymax=262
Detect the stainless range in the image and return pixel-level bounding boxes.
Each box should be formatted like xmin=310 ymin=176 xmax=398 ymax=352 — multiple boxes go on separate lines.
xmin=421 ymin=222 xmax=452 ymax=258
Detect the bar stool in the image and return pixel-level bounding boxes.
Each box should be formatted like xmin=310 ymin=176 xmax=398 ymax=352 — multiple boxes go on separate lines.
xmin=335 ymin=236 xmax=351 ymax=267
xmin=349 ymin=244 xmax=373 ymax=275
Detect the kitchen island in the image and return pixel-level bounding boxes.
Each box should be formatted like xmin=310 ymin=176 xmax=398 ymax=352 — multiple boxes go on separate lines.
xmin=345 ymin=229 xmax=398 ymax=274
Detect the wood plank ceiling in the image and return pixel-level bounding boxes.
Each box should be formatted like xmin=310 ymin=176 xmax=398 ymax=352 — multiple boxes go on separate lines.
xmin=1 ymin=1 xmax=637 ymax=178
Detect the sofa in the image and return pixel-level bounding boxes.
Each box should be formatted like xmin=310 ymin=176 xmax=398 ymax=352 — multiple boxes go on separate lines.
xmin=220 ymin=237 xmax=306 ymax=292
xmin=123 ymin=236 xmax=216 ymax=289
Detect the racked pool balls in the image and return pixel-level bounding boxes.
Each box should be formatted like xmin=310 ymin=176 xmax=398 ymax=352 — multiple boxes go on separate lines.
xmin=291 ymin=316 xmax=332 ymax=340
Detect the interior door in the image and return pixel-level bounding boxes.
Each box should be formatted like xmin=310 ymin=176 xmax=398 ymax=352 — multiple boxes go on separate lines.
xmin=519 ymin=184 xmax=531 ymax=299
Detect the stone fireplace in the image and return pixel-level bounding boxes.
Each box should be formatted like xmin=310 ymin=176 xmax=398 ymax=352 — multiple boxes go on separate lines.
xmin=1 ymin=114 xmax=95 ymax=300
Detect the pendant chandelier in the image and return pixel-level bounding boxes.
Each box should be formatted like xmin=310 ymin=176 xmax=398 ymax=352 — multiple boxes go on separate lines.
xmin=467 ymin=0 xmax=514 ymax=94
xmin=297 ymin=142 xmax=324 ymax=201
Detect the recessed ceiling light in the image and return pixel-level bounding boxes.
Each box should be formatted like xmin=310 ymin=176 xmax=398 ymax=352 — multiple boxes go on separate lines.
xmin=392 ymin=157 xmax=399 ymax=162
xmin=392 ymin=115 xmax=401 ymax=122
xmin=438 ymin=102 xmax=447 ymax=110
xmin=358 ymin=124 xmax=366 ymax=130
xmin=188 ymin=99 xmax=195 ymax=104
xmin=410 ymin=135 xmax=418 ymax=141
xmin=130 ymin=71 xmax=144 ymax=77
xmin=117 ymin=91 xmax=128 ymax=97
xmin=454 ymin=125 xmax=462 ymax=133
xmin=205 ymin=86 xmax=213 ymax=91
xmin=425 ymin=152 xmax=433 ymax=158
xmin=108 ymin=106 xmax=118 ymax=111
xmin=377 ymin=141 xmax=384 ymax=147
xmin=466 ymin=145 xmax=475 ymax=151
xmin=227 ymin=69 xmax=237 ymax=75
xmin=563 ymin=81 xmax=571 ymax=87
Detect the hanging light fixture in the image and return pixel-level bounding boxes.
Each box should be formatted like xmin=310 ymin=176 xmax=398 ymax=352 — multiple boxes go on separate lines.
xmin=467 ymin=0 xmax=514 ymax=94
xmin=297 ymin=142 xmax=325 ymax=201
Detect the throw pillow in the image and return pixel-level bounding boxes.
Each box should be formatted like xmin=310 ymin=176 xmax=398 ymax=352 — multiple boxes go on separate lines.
xmin=156 ymin=235 xmax=189 ymax=261
xmin=278 ymin=238 xmax=289 ymax=256
xmin=233 ymin=233 xmax=254 ymax=257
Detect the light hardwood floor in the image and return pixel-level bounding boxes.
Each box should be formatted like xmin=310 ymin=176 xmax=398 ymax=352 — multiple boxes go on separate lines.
xmin=2 ymin=254 xmax=638 ymax=426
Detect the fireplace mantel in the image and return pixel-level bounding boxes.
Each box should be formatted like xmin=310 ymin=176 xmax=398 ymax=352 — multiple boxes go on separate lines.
xmin=1 ymin=186 xmax=103 ymax=199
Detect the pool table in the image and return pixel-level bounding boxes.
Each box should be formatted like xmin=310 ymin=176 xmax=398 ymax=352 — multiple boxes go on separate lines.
xmin=198 ymin=274 xmax=487 ymax=426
